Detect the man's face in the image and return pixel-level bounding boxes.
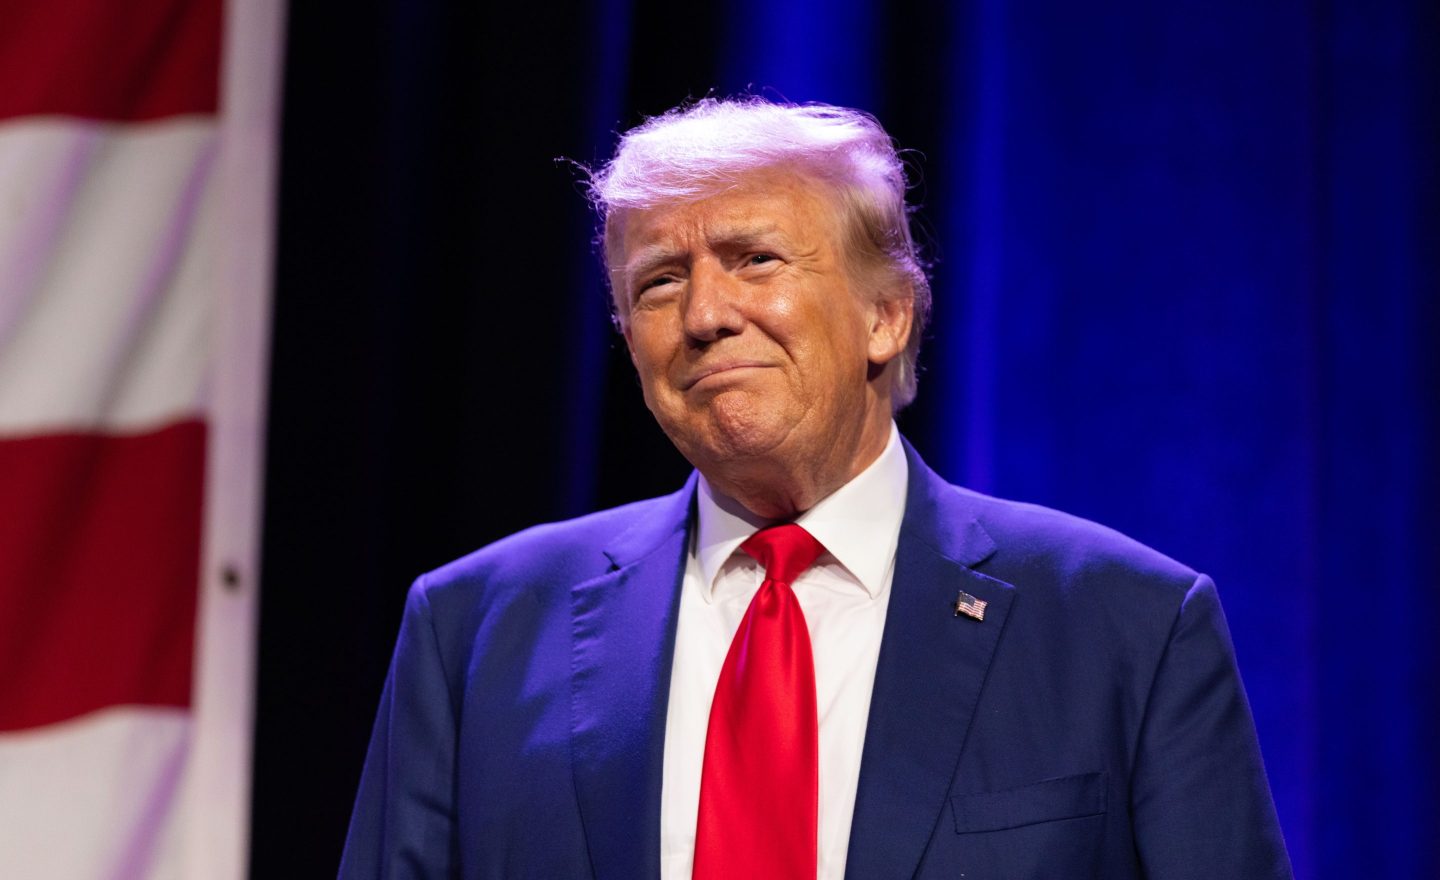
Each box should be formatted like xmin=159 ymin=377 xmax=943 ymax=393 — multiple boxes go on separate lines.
xmin=617 ymin=171 xmax=908 ymax=487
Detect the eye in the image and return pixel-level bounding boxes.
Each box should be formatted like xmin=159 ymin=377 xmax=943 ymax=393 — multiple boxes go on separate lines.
xmin=747 ymin=253 xmax=777 ymax=266
xmin=640 ymin=275 xmax=675 ymax=292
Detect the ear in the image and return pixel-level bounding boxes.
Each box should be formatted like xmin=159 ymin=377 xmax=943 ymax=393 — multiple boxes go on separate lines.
xmin=866 ymin=292 xmax=914 ymax=366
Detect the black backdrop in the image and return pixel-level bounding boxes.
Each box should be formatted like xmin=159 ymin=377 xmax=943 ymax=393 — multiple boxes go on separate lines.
xmin=253 ymin=1 xmax=1439 ymax=877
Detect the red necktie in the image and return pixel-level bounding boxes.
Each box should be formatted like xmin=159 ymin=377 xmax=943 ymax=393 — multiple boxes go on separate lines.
xmin=693 ymin=523 xmax=825 ymax=880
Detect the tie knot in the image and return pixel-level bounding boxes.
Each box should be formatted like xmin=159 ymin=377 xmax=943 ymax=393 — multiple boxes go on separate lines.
xmin=740 ymin=523 xmax=825 ymax=586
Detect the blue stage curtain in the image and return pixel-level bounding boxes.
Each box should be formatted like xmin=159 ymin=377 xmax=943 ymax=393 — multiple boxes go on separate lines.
xmin=713 ymin=0 xmax=1438 ymax=876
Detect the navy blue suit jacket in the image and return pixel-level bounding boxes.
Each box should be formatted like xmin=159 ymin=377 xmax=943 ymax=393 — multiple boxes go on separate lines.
xmin=341 ymin=441 xmax=1291 ymax=878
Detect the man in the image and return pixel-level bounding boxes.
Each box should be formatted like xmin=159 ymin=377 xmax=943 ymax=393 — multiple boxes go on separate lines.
xmin=341 ymin=98 xmax=1291 ymax=879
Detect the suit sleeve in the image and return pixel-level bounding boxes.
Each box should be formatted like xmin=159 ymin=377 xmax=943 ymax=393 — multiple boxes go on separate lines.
xmin=1129 ymin=575 xmax=1292 ymax=879
xmin=339 ymin=577 xmax=461 ymax=879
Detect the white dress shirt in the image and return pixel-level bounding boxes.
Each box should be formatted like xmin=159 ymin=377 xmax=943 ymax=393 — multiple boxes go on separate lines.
xmin=660 ymin=424 xmax=909 ymax=880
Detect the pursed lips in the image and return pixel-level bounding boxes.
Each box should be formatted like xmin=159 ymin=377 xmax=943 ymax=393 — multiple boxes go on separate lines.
xmin=680 ymin=360 xmax=773 ymax=391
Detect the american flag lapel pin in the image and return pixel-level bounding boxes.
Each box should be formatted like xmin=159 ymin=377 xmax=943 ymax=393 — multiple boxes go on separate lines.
xmin=953 ymin=590 xmax=987 ymax=621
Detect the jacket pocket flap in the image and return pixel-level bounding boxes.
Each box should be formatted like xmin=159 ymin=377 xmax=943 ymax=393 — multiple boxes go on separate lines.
xmin=951 ymin=771 xmax=1107 ymax=833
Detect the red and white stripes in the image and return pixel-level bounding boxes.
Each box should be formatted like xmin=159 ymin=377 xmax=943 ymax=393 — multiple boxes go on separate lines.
xmin=0 ymin=0 xmax=283 ymax=876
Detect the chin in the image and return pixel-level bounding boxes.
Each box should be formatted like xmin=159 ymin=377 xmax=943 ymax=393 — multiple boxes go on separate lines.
xmin=669 ymin=391 xmax=797 ymax=465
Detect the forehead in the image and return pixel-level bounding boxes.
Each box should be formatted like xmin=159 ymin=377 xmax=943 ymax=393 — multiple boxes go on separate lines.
xmin=614 ymin=172 xmax=843 ymax=263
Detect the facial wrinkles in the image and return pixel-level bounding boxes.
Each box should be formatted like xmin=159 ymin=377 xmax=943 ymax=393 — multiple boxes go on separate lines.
xmin=620 ymin=178 xmax=838 ymax=297
xmin=678 ymin=231 xmax=821 ymax=385
xmin=619 ymin=177 xmax=894 ymax=516
xmin=651 ymin=195 xmax=850 ymax=376
xmin=634 ymin=198 xmax=788 ymax=260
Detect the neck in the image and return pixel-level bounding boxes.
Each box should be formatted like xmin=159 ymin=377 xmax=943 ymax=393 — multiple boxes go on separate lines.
xmin=702 ymin=414 xmax=892 ymax=520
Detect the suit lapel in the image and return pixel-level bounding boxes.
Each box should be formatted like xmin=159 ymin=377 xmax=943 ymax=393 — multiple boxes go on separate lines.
xmin=570 ymin=476 xmax=695 ymax=880
xmin=844 ymin=443 xmax=1014 ymax=879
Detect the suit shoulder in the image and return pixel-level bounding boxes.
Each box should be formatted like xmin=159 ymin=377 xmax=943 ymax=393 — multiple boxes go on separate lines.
xmin=933 ymin=485 xmax=1215 ymax=658
xmin=953 ymin=485 xmax=1201 ymax=597
xmin=413 ymin=488 xmax=689 ymax=606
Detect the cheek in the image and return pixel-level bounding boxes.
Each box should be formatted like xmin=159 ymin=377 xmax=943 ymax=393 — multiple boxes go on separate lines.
xmin=802 ymin=306 xmax=873 ymax=370
xmin=626 ymin=322 xmax=671 ymax=375
xmin=627 ymin=335 xmax=691 ymax=417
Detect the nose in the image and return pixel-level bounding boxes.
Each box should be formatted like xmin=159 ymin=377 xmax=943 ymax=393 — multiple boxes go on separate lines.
xmin=680 ymin=258 xmax=745 ymax=345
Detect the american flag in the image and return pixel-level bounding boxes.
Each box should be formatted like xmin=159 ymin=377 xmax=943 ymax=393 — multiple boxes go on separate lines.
xmin=0 ymin=1 xmax=283 ymax=876
xmin=953 ymin=590 xmax=988 ymax=621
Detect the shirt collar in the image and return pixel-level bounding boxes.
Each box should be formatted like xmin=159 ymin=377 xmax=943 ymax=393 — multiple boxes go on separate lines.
xmin=694 ymin=423 xmax=909 ymax=601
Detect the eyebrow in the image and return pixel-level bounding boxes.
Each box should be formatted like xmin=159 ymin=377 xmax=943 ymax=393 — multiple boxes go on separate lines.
xmin=624 ymin=225 xmax=786 ymax=285
xmin=624 ymin=247 xmax=685 ymax=288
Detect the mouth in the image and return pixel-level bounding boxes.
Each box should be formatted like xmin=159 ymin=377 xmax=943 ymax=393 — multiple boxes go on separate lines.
xmin=680 ymin=361 xmax=772 ymax=391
